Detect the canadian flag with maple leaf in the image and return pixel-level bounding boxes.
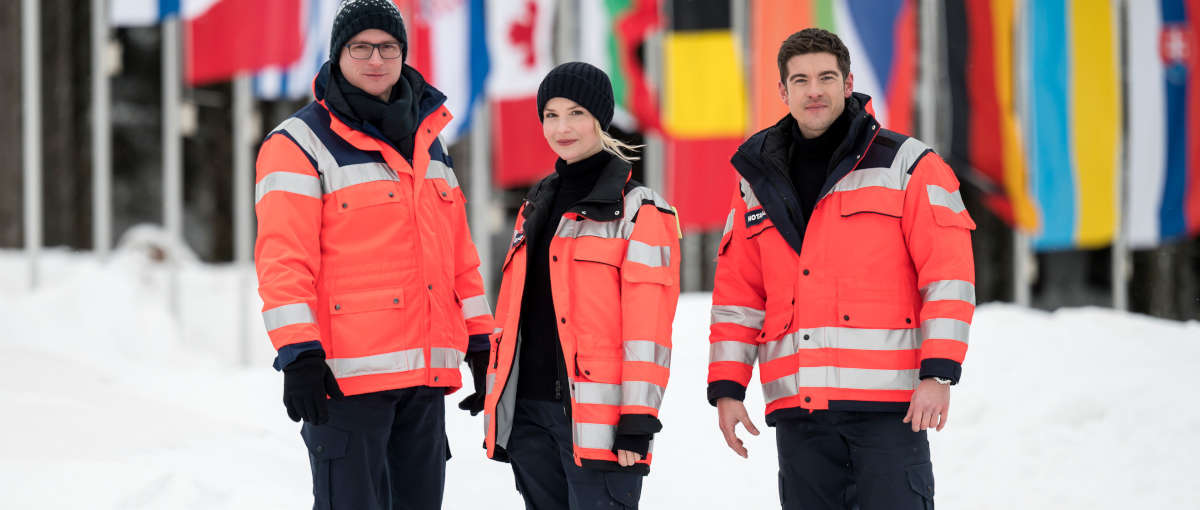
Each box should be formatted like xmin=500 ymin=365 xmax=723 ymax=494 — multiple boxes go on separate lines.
xmin=487 ymin=0 xmax=559 ymax=188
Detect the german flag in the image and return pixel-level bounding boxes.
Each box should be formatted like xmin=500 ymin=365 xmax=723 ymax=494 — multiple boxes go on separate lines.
xmin=663 ymin=0 xmax=748 ymax=231
xmin=943 ymin=0 xmax=1037 ymax=231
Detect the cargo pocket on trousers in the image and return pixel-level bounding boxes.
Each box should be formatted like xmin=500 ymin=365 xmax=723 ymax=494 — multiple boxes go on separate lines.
xmin=604 ymin=471 xmax=642 ymax=509
xmin=301 ymin=425 xmax=349 ymax=510
xmin=906 ymin=462 xmax=935 ymax=509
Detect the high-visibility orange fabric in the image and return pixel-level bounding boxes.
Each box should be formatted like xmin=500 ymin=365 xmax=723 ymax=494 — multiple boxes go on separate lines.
xmin=254 ymin=69 xmax=494 ymax=397
xmin=483 ymin=161 xmax=681 ymax=474
xmin=708 ymin=97 xmax=975 ymax=418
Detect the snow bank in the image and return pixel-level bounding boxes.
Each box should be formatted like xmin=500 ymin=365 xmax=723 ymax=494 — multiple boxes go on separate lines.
xmin=1 ymin=247 xmax=1197 ymax=509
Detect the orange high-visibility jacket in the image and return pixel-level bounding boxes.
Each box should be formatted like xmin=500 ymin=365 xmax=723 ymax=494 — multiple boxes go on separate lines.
xmin=254 ymin=64 xmax=494 ymax=396
xmin=708 ymin=93 xmax=976 ymax=422
xmin=484 ymin=159 xmax=681 ymax=474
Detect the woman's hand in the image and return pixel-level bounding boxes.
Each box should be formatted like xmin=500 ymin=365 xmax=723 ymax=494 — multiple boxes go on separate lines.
xmin=616 ymin=449 xmax=642 ymax=467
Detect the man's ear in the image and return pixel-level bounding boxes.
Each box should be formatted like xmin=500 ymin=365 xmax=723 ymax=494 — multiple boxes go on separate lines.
xmin=778 ymin=80 xmax=788 ymax=105
xmin=844 ymin=72 xmax=854 ymax=98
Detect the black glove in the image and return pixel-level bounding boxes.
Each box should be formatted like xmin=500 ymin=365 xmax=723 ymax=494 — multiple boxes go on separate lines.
xmin=457 ymin=350 xmax=490 ymax=416
xmin=283 ymin=351 xmax=344 ymax=425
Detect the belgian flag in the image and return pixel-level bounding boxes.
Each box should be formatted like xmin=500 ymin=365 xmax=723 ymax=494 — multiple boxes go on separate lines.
xmin=663 ymin=0 xmax=748 ymax=231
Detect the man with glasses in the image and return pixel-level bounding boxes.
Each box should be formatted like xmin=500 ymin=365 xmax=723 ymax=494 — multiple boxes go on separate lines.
xmin=253 ymin=0 xmax=494 ymax=508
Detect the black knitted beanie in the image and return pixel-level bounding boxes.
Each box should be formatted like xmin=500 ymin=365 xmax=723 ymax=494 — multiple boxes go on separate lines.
xmin=536 ymin=62 xmax=615 ymax=130
xmin=329 ymin=0 xmax=407 ymax=62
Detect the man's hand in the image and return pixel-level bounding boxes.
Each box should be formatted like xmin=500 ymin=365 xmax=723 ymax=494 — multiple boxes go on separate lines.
xmin=903 ymin=378 xmax=951 ymax=432
xmin=616 ymin=449 xmax=642 ymax=467
xmin=457 ymin=350 xmax=490 ymax=416
xmin=283 ymin=352 xmax=344 ymax=425
xmin=716 ymin=397 xmax=760 ymax=458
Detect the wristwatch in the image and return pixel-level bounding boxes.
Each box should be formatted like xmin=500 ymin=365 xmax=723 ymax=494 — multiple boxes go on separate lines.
xmin=932 ymin=377 xmax=953 ymax=385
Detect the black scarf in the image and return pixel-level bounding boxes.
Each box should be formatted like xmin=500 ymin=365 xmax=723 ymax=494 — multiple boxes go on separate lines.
xmin=326 ymin=65 xmax=425 ymax=159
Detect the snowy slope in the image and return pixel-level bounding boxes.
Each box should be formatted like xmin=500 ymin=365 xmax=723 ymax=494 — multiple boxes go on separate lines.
xmin=1 ymin=245 xmax=1198 ymax=509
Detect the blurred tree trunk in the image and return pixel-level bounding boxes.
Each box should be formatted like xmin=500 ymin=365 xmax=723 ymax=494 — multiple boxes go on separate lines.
xmin=41 ymin=0 xmax=92 ymax=249
xmin=0 ymin=1 xmax=23 ymax=248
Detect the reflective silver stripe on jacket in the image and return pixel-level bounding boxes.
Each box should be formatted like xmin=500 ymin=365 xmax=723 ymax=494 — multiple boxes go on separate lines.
xmin=425 ymin=159 xmax=459 ymax=188
xmin=722 ymin=209 xmax=735 ymax=237
xmin=739 ymin=179 xmax=762 ymax=210
xmin=325 ymin=162 xmax=398 ymax=193
xmin=920 ymin=279 xmax=976 ymax=305
xmin=624 ymin=340 xmax=671 ymax=368
xmin=762 ymin=328 xmax=921 ymax=362
xmin=926 ymin=184 xmax=967 ymax=213
xmin=485 ymin=373 xmax=496 ymax=395
xmin=574 ymin=422 xmax=617 ymax=450
xmin=762 ymin=367 xmax=921 ymax=402
xmin=710 ymin=341 xmax=758 ymax=365
xmin=555 ymin=217 xmax=630 ymax=240
xmin=460 ymin=294 xmax=492 ymax=320
xmin=710 ymin=305 xmax=766 ymax=330
xmin=255 ymin=172 xmax=322 ymax=204
xmin=623 ymin=380 xmax=665 ymax=409
xmin=430 ymin=347 xmax=464 ymax=368
xmin=275 ymin=117 xmax=338 ymax=172
xmin=825 ymin=136 xmax=931 ymax=198
xmin=626 ymin=240 xmax=671 ymax=268
xmin=575 ymin=381 xmax=622 ymax=406
xmin=327 ymin=347 xmax=425 ymax=378
xmin=262 ymin=303 xmax=315 ymax=332
xmin=921 ymin=318 xmax=971 ymax=344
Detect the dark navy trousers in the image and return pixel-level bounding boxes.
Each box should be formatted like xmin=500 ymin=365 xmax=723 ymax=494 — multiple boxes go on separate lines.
xmin=507 ymin=399 xmax=643 ymax=510
xmin=299 ymin=386 xmax=449 ymax=510
xmin=775 ymin=411 xmax=934 ymax=510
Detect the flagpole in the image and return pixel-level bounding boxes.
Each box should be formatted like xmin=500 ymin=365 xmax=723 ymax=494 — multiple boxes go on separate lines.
xmin=233 ymin=73 xmax=255 ymax=365
xmin=470 ymin=99 xmax=493 ymax=294
xmin=93 ymin=0 xmax=113 ymax=257
xmin=1014 ymin=231 xmax=1033 ymax=307
xmin=918 ymin=0 xmax=941 ymax=147
xmin=1112 ymin=2 xmax=1129 ymax=312
xmin=646 ymin=1 xmax=675 ymax=286
xmin=163 ymin=15 xmax=183 ymax=316
xmin=23 ymin=0 xmax=42 ymax=290
xmin=557 ymin=0 xmax=579 ymax=62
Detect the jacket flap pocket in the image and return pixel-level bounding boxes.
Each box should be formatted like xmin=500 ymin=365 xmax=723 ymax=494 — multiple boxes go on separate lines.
xmin=432 ymin=178 xmax=457 ymax=203
xmin=329 ymin=287 xmax=404 ymax=315
xmin=840 ymin=188 xmax=904 ymax=217
xmin=572 ymin=236 xmax=625 ymax=267
xmin=930 ymin=201 xmax=977 ymax=230
xmin=576 ymin=355 xmax=622 ymax=384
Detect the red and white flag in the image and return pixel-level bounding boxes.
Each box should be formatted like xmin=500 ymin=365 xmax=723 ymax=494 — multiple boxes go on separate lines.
xmin=486 ymin=0 xmax=558 ymax=188
xmin=185 ymin=0 xmax=304 ymax=86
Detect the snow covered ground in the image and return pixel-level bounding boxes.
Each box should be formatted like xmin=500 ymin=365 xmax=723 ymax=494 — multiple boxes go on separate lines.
xmin=2 ymin=239 xmax=1198 ymax=509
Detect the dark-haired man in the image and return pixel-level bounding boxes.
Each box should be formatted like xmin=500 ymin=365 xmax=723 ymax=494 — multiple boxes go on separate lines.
xmin=253 ymin=0 xmax=494 ymax=508
xmin=707 ymin=28 xmax=976 ymax=509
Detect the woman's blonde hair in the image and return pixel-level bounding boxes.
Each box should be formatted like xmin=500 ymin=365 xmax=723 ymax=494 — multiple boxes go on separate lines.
xmin=594 ymin=119 xmax=644 ymax=162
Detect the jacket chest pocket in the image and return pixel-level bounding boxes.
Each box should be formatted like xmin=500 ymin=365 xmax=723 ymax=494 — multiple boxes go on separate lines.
xmin=838 ymin=188 xmax=903 ymax=219
xmin=431 ymin=178 xmax=458 ymax=205
xmin=331 ymin=164 xmax=404 ymax=212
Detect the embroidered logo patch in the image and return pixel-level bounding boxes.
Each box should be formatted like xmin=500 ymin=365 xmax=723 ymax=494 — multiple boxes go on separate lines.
xmin=744 ymin=208 xmax=768 ymax=227
xmin=511 ymin=230 xmax=525 ymax=249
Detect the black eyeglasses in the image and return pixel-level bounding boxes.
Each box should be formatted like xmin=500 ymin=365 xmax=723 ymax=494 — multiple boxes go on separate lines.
xmin=345 ymin=42 xmax=403 ymax=60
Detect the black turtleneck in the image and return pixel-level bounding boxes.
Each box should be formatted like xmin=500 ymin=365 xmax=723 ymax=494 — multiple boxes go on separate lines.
xmin=788 ymin=103 xmax=852 ymax=221
xmin=517 ymin=150 xmax=610 ymax=401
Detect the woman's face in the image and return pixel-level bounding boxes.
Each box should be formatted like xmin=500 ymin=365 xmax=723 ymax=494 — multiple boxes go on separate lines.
xmin=542 ymin=97 xmax=602 ymax=164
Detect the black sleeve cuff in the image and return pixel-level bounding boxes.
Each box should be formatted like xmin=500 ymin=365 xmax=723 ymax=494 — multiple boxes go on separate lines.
xmin=272 ymin=341 xmax=324 ymax=371
xmin=919 ymin=358 xmax=962 ymax=385
xmin=616 ymin=414 xmax=662 ymax=435
xmin=612 ymin=434 xmax=651 ymax=457
xmin=707 ymin=380 xmax=747 ymax=406
xmin=467 ymin=333 xmax=491 ymax=353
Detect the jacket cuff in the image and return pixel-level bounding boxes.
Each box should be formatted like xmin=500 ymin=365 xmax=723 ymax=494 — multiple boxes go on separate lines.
xmin=467 ymin=333 xmax=491 ymax=353
xmin=273 ymin=341 xmax=324 ymax=371
xmin=707 ymin=380 xmax=747 ymax=406
xmin=611 ymin=434 xmax=651 ymax=457
xmin=616 ymin=414 xmax=662 ymax=436
xmin=919 ymin=358 xmax=962 ymax=384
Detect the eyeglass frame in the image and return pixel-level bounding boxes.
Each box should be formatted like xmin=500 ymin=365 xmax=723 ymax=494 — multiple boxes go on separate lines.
xmin=343 ymin=42 xmax=404 ymax=60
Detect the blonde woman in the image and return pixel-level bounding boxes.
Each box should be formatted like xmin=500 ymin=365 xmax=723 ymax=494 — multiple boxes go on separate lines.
xmin=482 ymin=62 xmax=681 ymax=509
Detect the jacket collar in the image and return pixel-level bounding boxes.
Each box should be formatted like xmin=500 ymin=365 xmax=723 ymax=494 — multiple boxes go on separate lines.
xmin=523 ymin=156 xmax=633 ymax=222
xmin=312 ymin=61 xmax=448 ymax=137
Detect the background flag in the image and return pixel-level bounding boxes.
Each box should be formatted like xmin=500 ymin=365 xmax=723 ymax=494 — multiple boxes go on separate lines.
xmin=942 ymin=0 xmax=1037 ymax=231
xmin=1125 ymin=0 xmax=1200 ymax=248
xmin=487 ymin=0 xmax=559 ymax=188
xmin=405 ymin=0 xmax=491 ymax=144
xmin=663 ymin=0 xmax=746 ymax=231
xmin=1022 ymin=0 xmax=1121 ymax=251
xmin=185 ymin=0 xmax=304 ymax=86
